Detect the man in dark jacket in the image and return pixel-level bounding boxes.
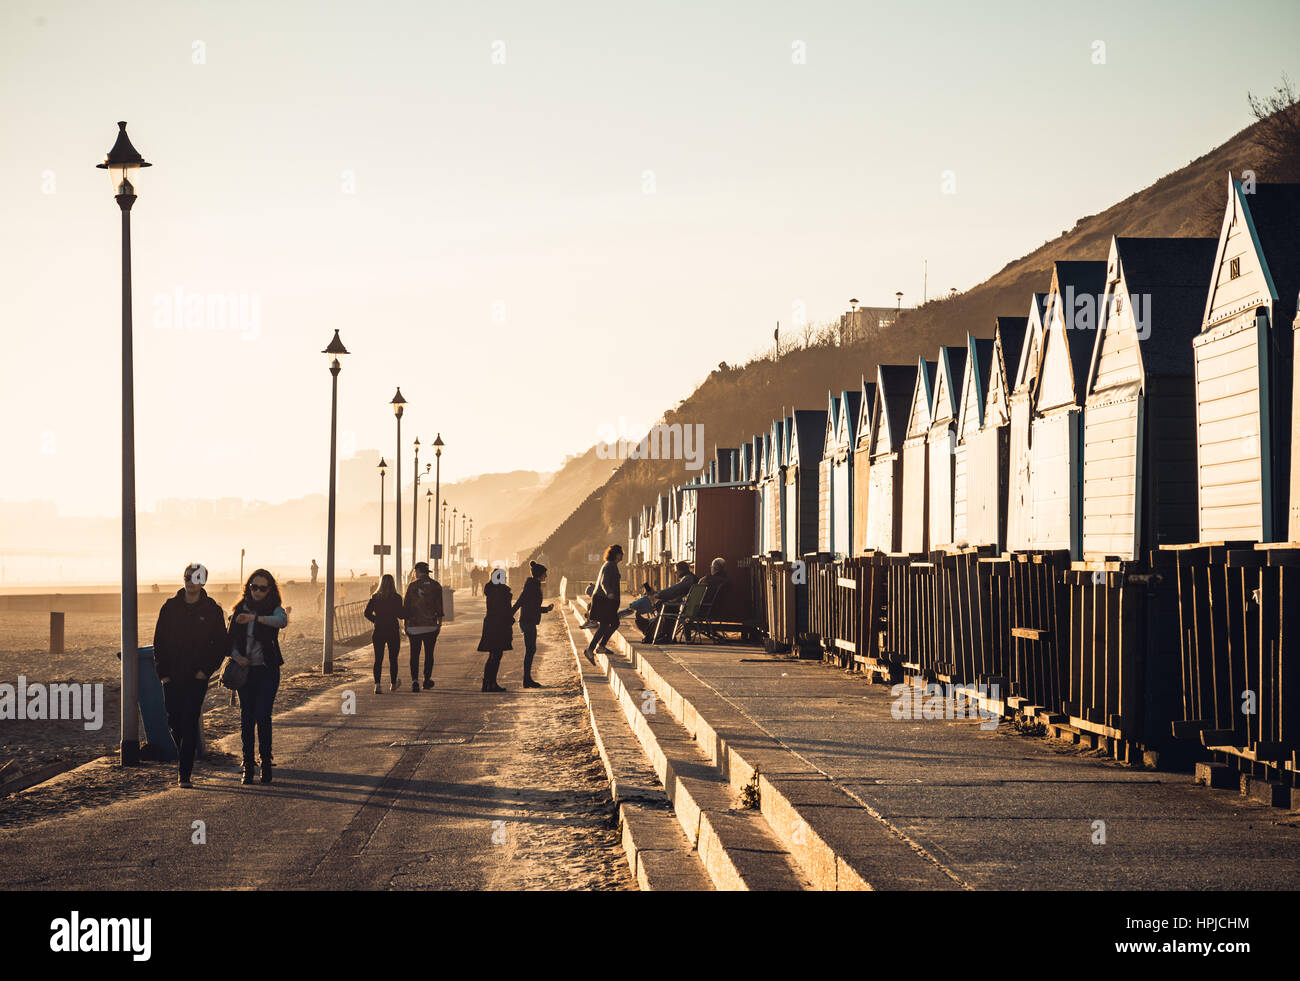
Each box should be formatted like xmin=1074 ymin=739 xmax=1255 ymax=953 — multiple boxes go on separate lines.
xmin=152 ymin=563 xmax=228 ymax=787
xmin=635 ymin=561 xmax=698 ymax=643
xmin=403 ymin=562 xmax=444 ymax=692
xmin=511 ymin=561 xmax=554 ymax=688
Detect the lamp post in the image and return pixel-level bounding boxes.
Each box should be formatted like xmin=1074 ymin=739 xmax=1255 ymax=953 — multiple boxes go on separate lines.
xmin=391 ymin=389 xmax=405 ymax=584
xmin=411 ymin=437 xmax=421 ymax=575
xmin=432 ymin=434 xmax=444 ymax=578
xmin=425 ymin=488 xmax=434 ymax=566
xmin=451 ymin=508 xmax=458 ymax=586
xmin=440 ymin=499 xmax=449 ymax=579
xmin=848 ymin=297 xmax=858 ymax=345
xmin=895 ymin=291 xmax=903 ymax=312
xmin=322 ymin=329 xmax=349 ymax=674
xmin=98 ymin=121 xmax=150 ymax=767
xmin=377 ymin=458 xmax=388 ymax=577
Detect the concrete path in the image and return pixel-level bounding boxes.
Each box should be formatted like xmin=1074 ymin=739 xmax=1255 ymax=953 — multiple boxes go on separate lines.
xmin=633 ymin=641 xmax=1300 ymax=889
xmin=0 ymin=600 xmax=631 ymax=891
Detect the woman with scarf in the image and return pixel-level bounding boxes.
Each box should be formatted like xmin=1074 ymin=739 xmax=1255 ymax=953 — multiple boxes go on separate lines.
xmin=228 ymin=569 xmax=287 ymax=785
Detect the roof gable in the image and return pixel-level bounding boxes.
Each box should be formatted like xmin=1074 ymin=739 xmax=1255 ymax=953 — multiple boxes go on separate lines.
xmin=904 ymin=357 xmax=936 ymax=439
xmin=788 ymin=410 xmax=828 ymax=470
xmin=872 ymin=364 xmax=920 ymax=456
xmin=855 ymin=379 xmax=877 ymax=451
xmin=1012 ymin=293 xmax=1049 ymax=395
xmin=958 ymin=335 xmax=995 ymax=439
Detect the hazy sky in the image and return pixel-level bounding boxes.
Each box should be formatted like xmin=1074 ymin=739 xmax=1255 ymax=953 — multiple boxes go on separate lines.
xmin=3 ymin=0 xmax=1299 ymax=518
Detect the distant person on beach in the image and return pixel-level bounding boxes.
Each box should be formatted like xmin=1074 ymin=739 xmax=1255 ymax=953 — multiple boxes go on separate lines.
xmin=634 ymin=561 xmax=698 ymax=642
xmin=153 ymin=563 xmax=227 ymax=788
xmin=478 ymin=575 xmax=514 ymax=692
xmin=228 ymin=569 xmax=287 ymax=785
xmin=364 ymin=574 xmax=404 ymax=694
xmin=511 ymin=561 xmax=553 ymax=688
xmin=403 ymin=561 xmax=444 ymax=692
xmin=583 ymin=544 xmax=622 ymax=658
xmin=310 ymin=559 xmax=319 ymax=584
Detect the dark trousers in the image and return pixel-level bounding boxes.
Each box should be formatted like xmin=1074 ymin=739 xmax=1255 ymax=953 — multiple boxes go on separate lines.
xmin=238 ymin=664 xmax=280 ymax=764
xmin=409 ymin=630 xmax=439 ymax=681
xmin=521 ymin=623 xmax=538 ymax=680
xmin=373 ymin=633 xmax=400 ymax=684
xmin=588 ymin=619 xmax=618 ymax=652
xmin=163 ymin=677 xmax=208 ymax=781
xmin=482 ymin=650 xmax=503 ymax=688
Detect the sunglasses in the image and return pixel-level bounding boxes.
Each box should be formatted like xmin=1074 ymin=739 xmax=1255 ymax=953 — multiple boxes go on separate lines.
xmin=250 ymin=583 xmax=270 ymax=592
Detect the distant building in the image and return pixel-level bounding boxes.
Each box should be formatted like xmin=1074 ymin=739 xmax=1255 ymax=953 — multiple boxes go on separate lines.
xmin=838 ymin=305 xmax=901 ymax=345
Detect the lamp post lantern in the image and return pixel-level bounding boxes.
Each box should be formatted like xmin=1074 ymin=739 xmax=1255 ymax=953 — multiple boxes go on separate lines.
xmin=98 ymin=121 xmax=150 ymax=766
xmin=377 ymin=458 xmax=388 ymax=578
xmin=322 ymin=329 xmax=349 ymax=673
xmin=432 ymin=434 xmax=444 ymax=578
xmin=391 ymin=389 xmax=405 ymax=584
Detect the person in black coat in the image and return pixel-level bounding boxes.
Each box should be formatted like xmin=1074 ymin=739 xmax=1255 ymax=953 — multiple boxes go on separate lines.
xmin=478 ymin=577 xmax=514 ymax=692
xmin=511 ymin=561 xmax=554 ymax=688
xmin=364 ymin=574 xmax=404 ymax=693
xmin=152 ymin=563 xmax=228 ymax=787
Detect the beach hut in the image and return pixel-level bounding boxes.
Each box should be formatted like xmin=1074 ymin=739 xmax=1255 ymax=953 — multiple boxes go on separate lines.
xmin=851 ymin=376 xmax=877 ymax=555
xmin=830 ymin=389 xmax=862 ymax=558
xmin=864 ymin=364 xmax=919 ymax=552
xmin=1029 ymin=261 xmax=1108 ymax=557
xmin=926 ymin=345 xmax=968 ymax=549
xmin=901 ymin=357 xmax=937 ymax=553
xmin=1194 ymin=177 xmax=1300 ymax=542
xmin=784 ymin=409 xmax=828 ymax=559
xmin=818 ymin=393 xmax=841 ymax=553
xmin=953 ymin=332 xmax=997 ymax=546
xmin=962 ymin=317 xmax=1027 ymax=549
xmin=1007 ymin=294 xmax=1048 ymax=551
xmin=1082 ymin=235 xmax=1217 ymax=561
xmin=652 ymin=494 xmax=670 ymax=563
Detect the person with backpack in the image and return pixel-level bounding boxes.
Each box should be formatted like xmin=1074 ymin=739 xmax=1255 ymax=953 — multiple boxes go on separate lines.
xmin=403 ymin=561 xmax=444 ymax=692
xmin=478 ymin=574 xmax=514 ymax=692
xmin=152 ymin=562 xmax=228 ymax=788
xmin=364 ymin=574 xmax=404 ymax=693
xmin=511 ymin=561 xmax=553 ymax=688
xmin=228 ymin=569 xmax=288 ymax=785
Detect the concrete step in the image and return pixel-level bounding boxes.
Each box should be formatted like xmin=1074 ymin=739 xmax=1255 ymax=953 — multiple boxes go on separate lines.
xmin=563 ymin=601 xmax=810 ymax=891
xmin=621 ymin=631 xmax=964 ymax=891
xmin=558 ymin=599 xmax=713 ymax=891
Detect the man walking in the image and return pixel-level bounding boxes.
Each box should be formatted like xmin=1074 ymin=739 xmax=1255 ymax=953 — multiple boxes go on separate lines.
xmin=403 ymin=561 xmax=444 ymax=692
xmin=152 ymin=563 xmax=228 ymax=787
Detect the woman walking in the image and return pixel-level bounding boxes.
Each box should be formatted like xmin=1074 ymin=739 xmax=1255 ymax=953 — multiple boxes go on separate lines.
xmin=511 ymin=561 xmax=554 ymax=688
xmin=364 ymin=574 xmax=404 ymax=693
xmin=478 ymin=574 xmax=514 ymax=692
xmin=228 ymin=569 xmax=287 ymax=785
xmin=583 ymin=544 xmax=623 ymax=657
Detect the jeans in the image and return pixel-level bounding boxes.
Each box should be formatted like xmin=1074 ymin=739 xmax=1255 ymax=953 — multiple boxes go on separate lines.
xmin=588 ymin=619 xmax=618 ymax=652
xmin=163 ymin=676 xmax=208 ymax=781
xmin=619 ymin=595 xmax=653 ymax=618
xmin=238 ymin=664 xmax=280 ymax=765
xmin=409 ymin=629 xmax=439 ymax=681
xmin=521 ymin=622 xmax=538 ymax=679
xmin=373 ymin=633 xmax=400 ymax=685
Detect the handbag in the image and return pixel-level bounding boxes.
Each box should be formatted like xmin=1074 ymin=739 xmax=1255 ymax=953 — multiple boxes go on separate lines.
xmin=589 ymin=591 xmax=616 ymax=623
xmin=217 ymin=653 xmax=249 ymax=691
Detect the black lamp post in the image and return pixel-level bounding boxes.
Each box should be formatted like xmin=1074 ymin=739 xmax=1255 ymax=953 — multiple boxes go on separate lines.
xmin=322 ymin=329 xmax=349 ymax=673
xmin=425 ymin=488 xmax=434 ymax=566
xmin=377 ymin=458 xmax=388 ymax=578
xmin=391 ymin=389 xmax=405 ymax=584
xmin=432 ymin=434 xmax=444 ymax=577
xmin=412 ymin=440 xmax=430 ymax=575
xmin=451 ymin=507 xmax=458 ymax=586
xmin=98 ymin=121 xmax=150 ymax=767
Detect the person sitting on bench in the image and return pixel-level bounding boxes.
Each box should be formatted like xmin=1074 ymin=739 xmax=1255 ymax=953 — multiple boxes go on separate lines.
xmin=635 ymin=562 xmax=698 ymax=642
xmin=617 ymin=582 xmax=657 ymax=619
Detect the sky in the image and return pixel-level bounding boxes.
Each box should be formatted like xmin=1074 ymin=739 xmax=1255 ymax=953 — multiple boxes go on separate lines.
xmin=3 ymin=0 xmax=1300 ymax=521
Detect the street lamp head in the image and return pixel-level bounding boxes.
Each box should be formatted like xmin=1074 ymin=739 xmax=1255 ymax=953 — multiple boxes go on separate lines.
xmin=414 ymin=436 xmax=421 ymax=453
xmin=425 ymin=488 xmax=433 ymax=498
xmin=391 ymin=388 xmax=405 ymax=418
xmin=97 ymin=121 xmax=151 ymax=197
xmin=377 ymin=457 xmax=388 ymax=476
xmin=323 ymin=329 xmax=348 ymax=375
xmin=849 ymin=298 xmax=858 ymax=311
xmin=433 ymin=432 xmax=444 ymax=456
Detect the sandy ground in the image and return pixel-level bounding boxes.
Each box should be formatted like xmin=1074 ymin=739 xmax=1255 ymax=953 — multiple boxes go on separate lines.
xmin=0 ymin=605 xmax=357 ymax=813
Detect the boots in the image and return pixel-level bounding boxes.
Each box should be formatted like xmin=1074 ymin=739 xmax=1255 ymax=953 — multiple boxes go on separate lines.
xmin=241 ymin=760 xmax=255 ymax=785
xmin=481 ymin=653 xmax=506 ymax=692
xmin=522 ymin=653 xmax=541 ymax=688
xmin=260 ymin=759 xmax=273 ymax=784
